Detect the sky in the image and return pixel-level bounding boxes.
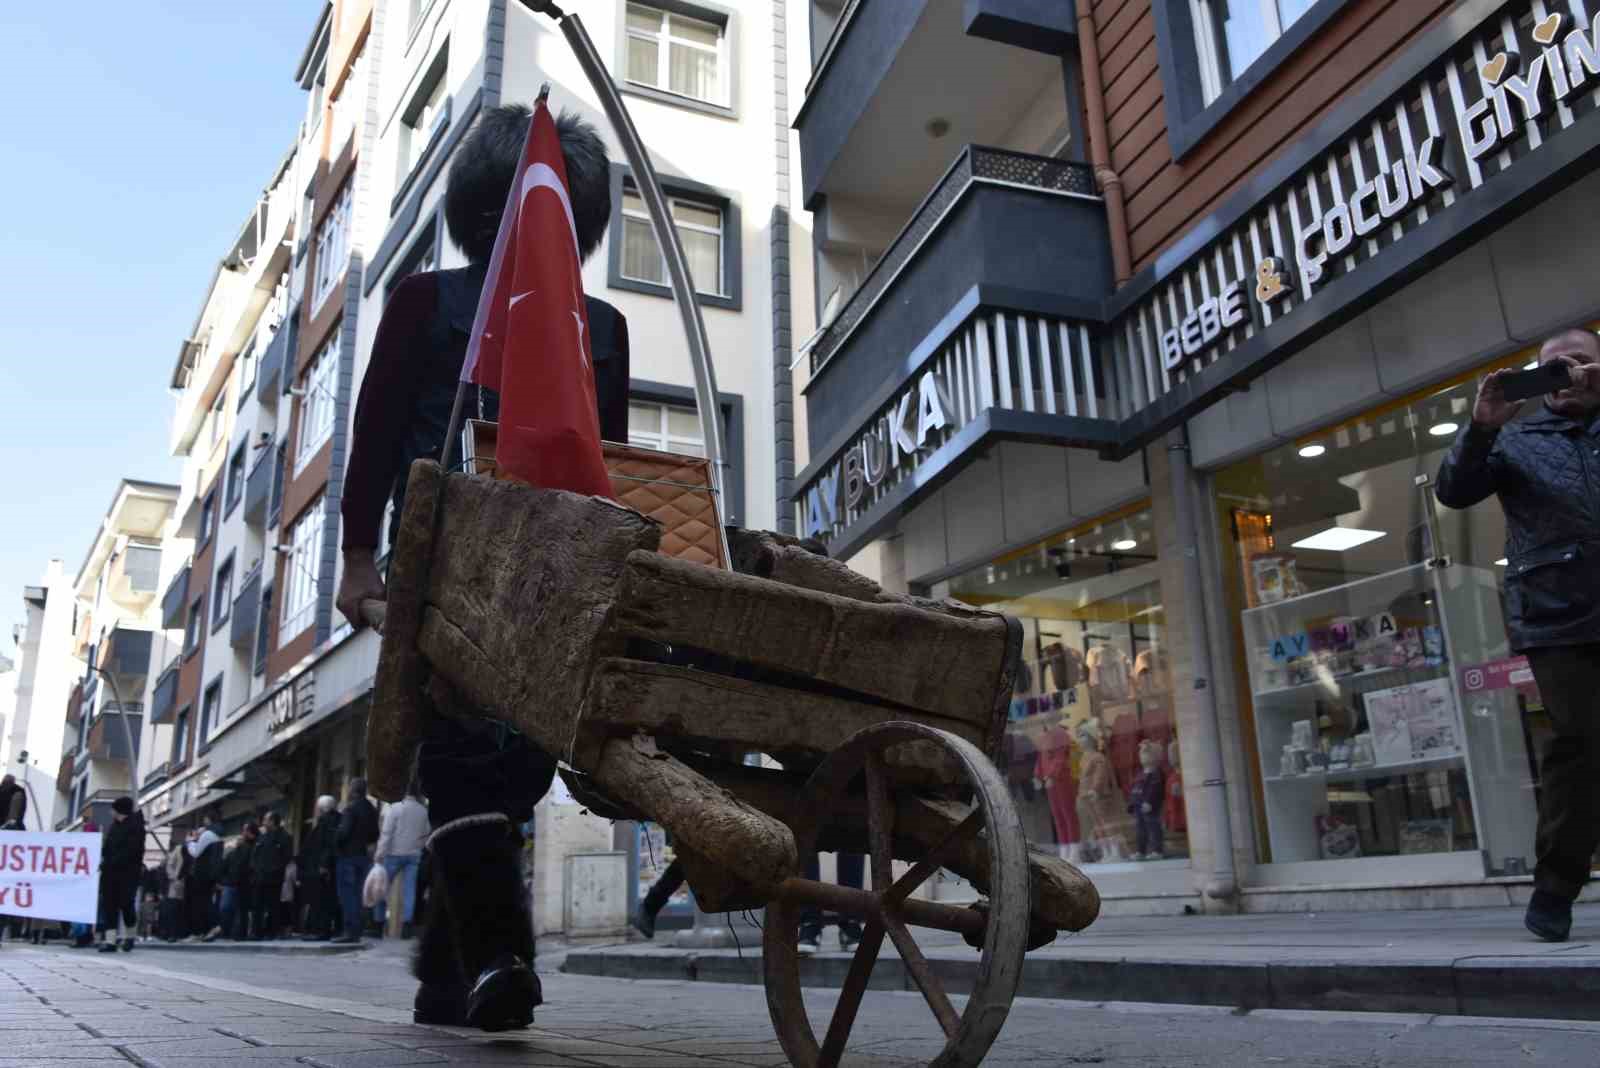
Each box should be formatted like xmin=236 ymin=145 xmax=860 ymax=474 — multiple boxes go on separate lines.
xmin=0 ymin=2 xmax=315 ymax=651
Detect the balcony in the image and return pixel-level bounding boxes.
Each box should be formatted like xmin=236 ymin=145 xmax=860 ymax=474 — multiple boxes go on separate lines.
xmin=107 ymin=543 xmax=162 ymax=609
xmin=88 ymin=709 xmax=143 ymax=764
xmin=804 ymin=146 xmax=1114 ymax=450
xmin=256 ymin=314 xmax=295 ymax=400
xmin=55 ymin=750 xmax=76 ymax=795
xmin=65 ymin=682 xmax=84 ymax=726
xmin=97 ymin=625 xmax=154 ymax=698
xmin=150 ymin=662 xmax=179 ymax=725
xmin=796 ymin=0 xmax=1076 ymax=210
xmin=244 ymin=446 xmax=274 ymax=525
xmin=230 ymin=564 xmax=262 ymax=652
xmin=161 ymin=564 xmax=190 ymax=630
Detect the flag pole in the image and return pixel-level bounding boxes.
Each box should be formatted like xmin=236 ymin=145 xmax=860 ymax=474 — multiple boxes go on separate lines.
xmin=521 ymin=0 xmax=733 ymax=567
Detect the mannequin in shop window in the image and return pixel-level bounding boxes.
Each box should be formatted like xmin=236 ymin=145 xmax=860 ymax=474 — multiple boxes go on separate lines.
xmin=1164 ymin=740 xmax=1186 ymax=837
xmin=1075 ymin=721 xmax=1130 ymax=862
xmin=1032 ymin=719 xmax=1081 ymax=863
xmin=1127 ymin=740 xmax=1166 ymax=860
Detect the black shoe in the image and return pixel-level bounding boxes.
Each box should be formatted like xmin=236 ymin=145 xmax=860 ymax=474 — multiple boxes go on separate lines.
xmin=839 ymin=927 xmax=863 ymax=953
xmin=631 ymin=902 xmax=657 ymax=940
xmin=413 ymin=981 xmax=469 ymax=1026
xmin=96 ymin=942 xmax=117 ymax=953
xmin=1525 ymin=890 xmax=1573 ymax=942
xmin=120 ymin=938 xmax=134 ymax=953
xmin=465 ymin=952 xmax=540 ymax=1032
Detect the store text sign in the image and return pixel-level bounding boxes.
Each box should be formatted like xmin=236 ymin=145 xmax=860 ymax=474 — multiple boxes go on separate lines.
xmin=803 ymin=370 xmax=953 ymax=539
xmin=1161 ymin=10 xmax=1600 ymax=371
xmin=0 ymin=832 xmax=102 ymax=924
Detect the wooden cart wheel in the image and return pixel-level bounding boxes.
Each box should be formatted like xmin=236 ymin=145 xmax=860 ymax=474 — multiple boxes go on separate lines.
xmin=764 ymin=722 xmax=1030 ymax=1068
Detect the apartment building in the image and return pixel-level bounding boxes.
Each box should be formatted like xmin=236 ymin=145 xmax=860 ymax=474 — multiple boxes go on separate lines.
xmin=46 ymin=481 xmax=179 ymax=830
xmin=4 ymin=561 xmax=79 ymax=832
xmin=791 ymin=0 xmax=1600 ymax=913
xmin=132 ymin=0 xmax=804 ymax=932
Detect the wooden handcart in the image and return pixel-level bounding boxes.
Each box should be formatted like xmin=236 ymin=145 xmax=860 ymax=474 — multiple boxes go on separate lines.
xmin=366 ymin=460 xmax=1100 ymax=1068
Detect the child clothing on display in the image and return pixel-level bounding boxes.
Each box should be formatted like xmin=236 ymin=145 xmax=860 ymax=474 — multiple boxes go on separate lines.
xmin=1128 ymin=741 xmax=1166 ymax=858
xmin=1043 ymin=643 xmax=1084 ymax=691
xmin=1074 ymin=730 xmax=1130 ymax=853
xmin=1133 ymin=647 xmax=1169 ymax=694
xmin=1086 ymin=644 xmax=1132 ymax=700
xmin=1108 ymin=712 xmax=1142 ymax=794
xmin=1033 ymin=724 xmax=1080 ymax=846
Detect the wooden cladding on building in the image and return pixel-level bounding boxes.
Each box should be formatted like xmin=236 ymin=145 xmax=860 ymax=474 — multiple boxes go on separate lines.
xmin=1095 ymin=0 xmax=1453 ymax=271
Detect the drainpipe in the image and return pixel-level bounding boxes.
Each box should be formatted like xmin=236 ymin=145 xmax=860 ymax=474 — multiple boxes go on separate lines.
xmin=1167 ymin=427 xmax=1238 ymax=906
xmin=1076 ymin=4 xmax=1132 ymax=285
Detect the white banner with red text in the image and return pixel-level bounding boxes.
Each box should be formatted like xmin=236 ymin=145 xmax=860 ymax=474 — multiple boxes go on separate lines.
xmin=0 ymin=831 xmax=102 ymax=923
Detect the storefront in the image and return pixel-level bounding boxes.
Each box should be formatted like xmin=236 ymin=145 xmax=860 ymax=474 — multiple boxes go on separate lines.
xmin=795 ymin=0 xmax=1600 ymax=910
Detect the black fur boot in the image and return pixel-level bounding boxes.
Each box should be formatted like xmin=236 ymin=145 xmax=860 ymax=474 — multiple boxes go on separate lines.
xmin=427 ymin=816 xmax=540 ymax=1031
xmin=411 ymin=886 xmax=468 ymax=1026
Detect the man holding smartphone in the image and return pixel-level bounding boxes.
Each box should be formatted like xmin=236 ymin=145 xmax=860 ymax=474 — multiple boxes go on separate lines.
xmin=1436 ymin=328 xmax=1600 ymax=942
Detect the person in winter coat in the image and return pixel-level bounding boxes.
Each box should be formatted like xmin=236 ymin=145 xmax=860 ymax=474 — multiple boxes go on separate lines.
xmin=0 ymin=774 xmax=28 ymax=829
xmin=334 ymin=779 xmax=380 ymax=943
xmin=374 ymin=783 xmax=430 ymax=936
xmin=1436 ymin=328 xmax=1600 ymax=943
xmin=97 ymin=798 xmax=144 ymax=953
xmin=185 ymin=814 xmax=224 ymax=941
xmin=250 ymin=811 xmax=292 ymax=940
xmin=161 ymin=838 xmax=189 ymax=941
xmin=299 ymin=796 xmax=341 ymax=940
xmin=215 ymin=823 xmax=258 ymax=941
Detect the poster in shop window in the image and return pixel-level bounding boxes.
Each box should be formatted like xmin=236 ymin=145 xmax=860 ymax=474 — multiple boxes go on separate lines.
xmin=1362 ymin=678 xmax=1460 ymax=768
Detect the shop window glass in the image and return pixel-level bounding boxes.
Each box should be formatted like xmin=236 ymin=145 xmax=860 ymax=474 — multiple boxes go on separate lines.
xmin=933 ymin=507 xmax=1187 ymax=870
xmin=1214 ymin=370 xmax=1568 ymax=878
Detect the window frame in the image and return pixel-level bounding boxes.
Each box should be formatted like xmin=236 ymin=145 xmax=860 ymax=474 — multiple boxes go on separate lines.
xmin=184 ymin=596 xmax=204 ymax=659
xmin=279 ymin=497 xmax=326 ymax=646
xmin=615 ymin=0 xmax=738 ymax=118
xmin=606 ymin=165 xmax=742 ymax=311
xmin=171 ymin=706 xmax=192 ymax=769
xmin=393 ymin=44 xmax=452 ymax=213
xmin=197 ymin=489 xmax=217 ymax=548
xmin=310 ymin=178 xmax=355 ymax=313
xmin=1152 ymin=0 xmax=1350 ymax=162
xmin=224 ymin=439 xmax=249 ymax=518
xmin=628 ymin=379 xmax=746 ymax=526
xmin=237 ymin=341 xmax=258 ymax=408
xmin=294 ymin=330 xmax=341 ymax=474
xmin=253 ymin=584 xmax=273 ymax=676
xmin=199 ymin=676 xmax=223 ymax=749
xmin=211 ymin=552 xmax=235 ymax=634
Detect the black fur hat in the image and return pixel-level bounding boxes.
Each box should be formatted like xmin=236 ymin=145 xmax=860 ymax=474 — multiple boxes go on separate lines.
xmin=445 ymin=104 xmax=611 ymax=265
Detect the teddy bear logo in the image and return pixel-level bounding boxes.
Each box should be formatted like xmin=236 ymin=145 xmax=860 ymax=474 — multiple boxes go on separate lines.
xmin=1255 ymin=257 xmax=1291 ymax=304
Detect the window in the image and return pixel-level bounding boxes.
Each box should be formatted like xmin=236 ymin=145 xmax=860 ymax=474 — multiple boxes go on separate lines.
xmin=387 ymin=226 xmax=439 ymax=299
xmin=254 ymin=586 xmax=273 ymax=675
xmin=628 ymin=402 xmax=705 ymax=456
xmin=280 ymin=497 xmax=326 ymax=644
xmin=625 ymin=3 xmax=727 ymax=107
xmin=295 ymin=331 xmax=341 ymax=473
xmin=171 ymin=706 xmax=191 ymax=768
xmin=330 ymin=46 xmax=368 ymax=155
xmin=620 ymin=188 xmax=726 ymax=296
xmin=398 ymin=56 xmax=449 ymax=184
xmin=184 ymin=597 xmax=204 ymax=657
xmin=212 ymin=556 xmax=234 ymax=632
xmin=306 ymin=57 xmax=327 ymax=133
xmin=224 ymin=441 xmax=248 ymax=516
xmin=311 ymin=179 xmax=354 ymax=312
xmin=198 ymin=490 xmax=217 ymax=546
xmin=208 ymin=389 xmax=227 ymax=450
xmin=269 ymin=441 xmax=288 ymax=524
xmin=1190 ymin=0 xmax=1318 ymax=104
xmin=238 ymin=343 xmax=258 ymax=405
xmin=199 ymin=678 xmax=222 ymax=747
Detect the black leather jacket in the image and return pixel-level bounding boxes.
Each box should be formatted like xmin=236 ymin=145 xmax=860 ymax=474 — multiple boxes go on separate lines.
xmin=1435 ymin=407 xmax=1600 ymax=651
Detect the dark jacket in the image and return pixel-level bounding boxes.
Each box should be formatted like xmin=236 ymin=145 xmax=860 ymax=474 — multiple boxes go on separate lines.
xmin=100 ymin=815 xmax=144 ymax=881
xmin=336 ymin=797 xmax=380 ymax=859
xmin=0 ymin=780 xmax=27 ymax=828
xmin=1435 ymin=407 xmax=1600 ymax=650
xmin=251 ymin=825 xmax=292 ymax=877
xmin=308 ymin=810 xmax=340 ymax=873
xmin=221 ymin=838 xmax=255 ymax=888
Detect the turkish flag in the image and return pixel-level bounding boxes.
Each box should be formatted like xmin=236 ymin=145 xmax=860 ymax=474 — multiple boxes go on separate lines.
xmin=460 ymin=100 xmax=612 ymax=499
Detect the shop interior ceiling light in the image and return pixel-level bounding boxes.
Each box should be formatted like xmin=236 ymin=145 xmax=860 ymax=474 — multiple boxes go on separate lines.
xmin=1291 ymin=527 xmax=1386 ymax=552
xmin=1112 ymin=538 xmax=1139 ymax=551
xmin=1297 ymin=443 xmax=1327 ymax=458
xmin=1429 ymin=422 xmax=1459 ymax=436
xmin=1495 ymin=557 xmax=1509 ymax=566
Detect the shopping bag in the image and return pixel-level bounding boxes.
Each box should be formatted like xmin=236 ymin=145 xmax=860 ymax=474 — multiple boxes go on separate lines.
xmin=361 ymin=863 xmax=389 ymax=909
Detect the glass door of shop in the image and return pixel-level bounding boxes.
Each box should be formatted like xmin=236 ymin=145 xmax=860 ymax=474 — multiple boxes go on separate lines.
xmin=1217 ymin=365 xmax=1576 ymax=881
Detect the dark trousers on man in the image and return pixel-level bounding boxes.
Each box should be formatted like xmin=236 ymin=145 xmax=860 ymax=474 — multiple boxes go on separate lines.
xmin=336 ymin=856 xmax=368 ymax=939
xmin=186 ymin=879 xmax=216 ymax=937
xmin=1525 ymin=643 xmax=1600 ymax=901
xmin=799 ymin=853 xmax=865 ymax=944
xmin=97 ymin=874 xmax=137 ymax=937
xmin=254 ymin=870 xmax=285 ymax=939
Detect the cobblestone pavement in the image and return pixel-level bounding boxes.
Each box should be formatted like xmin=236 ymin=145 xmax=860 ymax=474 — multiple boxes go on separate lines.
xmin=4 ymin=942 xmax=1600 ymax=1067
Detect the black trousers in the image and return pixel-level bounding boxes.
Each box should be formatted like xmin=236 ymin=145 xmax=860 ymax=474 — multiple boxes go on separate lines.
xmin=799 ymin=853 xmax=865 ymax=938
xmin=1525 ymin=643 xmax=1600 ymax=901
xmin=253 ymin=871 xmax=285 ymax=937
xmin=97 ymin=873 xmax=137 ymax=935
xmin=186 ymin=879 xmax=215 ymax=936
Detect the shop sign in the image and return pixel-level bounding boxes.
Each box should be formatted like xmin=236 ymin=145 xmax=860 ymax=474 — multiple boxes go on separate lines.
xmin=1267 ymin=613 xmax=1399 ymax=661
xmin=266 ymin=672 xmax=316 ymax=735
xmin=802 ymin=369 xmax=954 ymax=539
xmin=1117 ymin=5 xmax=1600 ymax=412
xmin=1460 ymin=655 xmax=1536 ymax=693
xmin=0 ymin=832 xmax=101 ymax=925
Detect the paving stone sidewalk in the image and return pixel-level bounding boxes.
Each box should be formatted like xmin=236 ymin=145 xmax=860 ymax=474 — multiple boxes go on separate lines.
xmin=6 ymin=940 xmax=1600 ymax=1066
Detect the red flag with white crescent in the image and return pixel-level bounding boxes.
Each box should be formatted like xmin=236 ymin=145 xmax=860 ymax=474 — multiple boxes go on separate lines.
xmin=460 ymin=100 xmax=612 ymax=498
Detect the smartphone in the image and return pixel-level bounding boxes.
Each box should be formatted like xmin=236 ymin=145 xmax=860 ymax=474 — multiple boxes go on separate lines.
xmin=1499 ymin=362 xmax=1573 ymax=402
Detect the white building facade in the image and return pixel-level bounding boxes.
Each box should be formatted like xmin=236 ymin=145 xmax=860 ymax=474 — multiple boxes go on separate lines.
xmin=5 ymin=561 xmax=80 ymax=832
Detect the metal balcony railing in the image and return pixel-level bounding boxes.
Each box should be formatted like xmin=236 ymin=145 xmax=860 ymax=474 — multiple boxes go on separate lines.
xmin=809 ymin=146 xmax=1097 ymax=378
xmin=161 ymin=563 xmax=191 ymax=630
xmin=150 ymin=662 xmax=179 ymax=725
